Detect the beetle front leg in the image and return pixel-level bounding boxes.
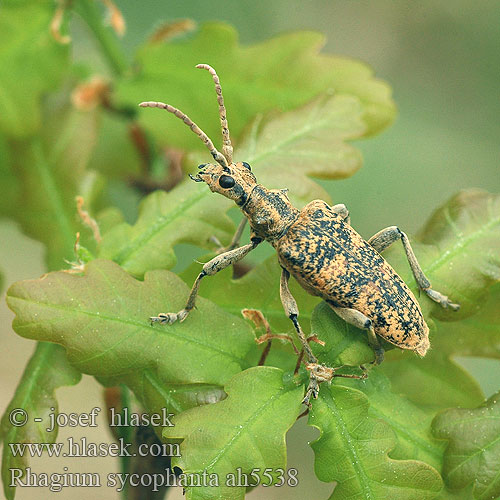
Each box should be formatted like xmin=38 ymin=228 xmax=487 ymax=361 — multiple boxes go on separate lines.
xmin=150 ymin=240 xmax=261 ymax=324
xmin=329 ymin=304 xmax=385 ymax=365
xmin=368 ymin=226 xmax=460 ymax=310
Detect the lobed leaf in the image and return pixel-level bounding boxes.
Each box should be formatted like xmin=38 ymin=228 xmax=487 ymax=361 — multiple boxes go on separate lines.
xmin=163 ymin=366 xmax=303 ymax=500
xmin=99 ymin=93 xmax=368 ymax=276
xmin=432 ymin=391 xmax=500 ymax=499
xmin=118 ymin=22 xmax=395 ymax=152
xmin=6 ymin=260 xmax=255 ymax=387
xmin=309 ymin=384 xmax=443 ymax=500
xmin=0 ymin=343 xmax=81 ymax=500
xmin=345 ymin=371 xmax=446 ymax=471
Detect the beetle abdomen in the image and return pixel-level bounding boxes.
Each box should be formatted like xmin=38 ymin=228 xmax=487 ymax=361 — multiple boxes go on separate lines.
xmin=275 ymin=200 xmax=429 ymax=354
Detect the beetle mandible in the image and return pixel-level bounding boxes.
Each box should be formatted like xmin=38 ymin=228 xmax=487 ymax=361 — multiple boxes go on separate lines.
xmin=140 ymin=64 xmax=460 ymax=405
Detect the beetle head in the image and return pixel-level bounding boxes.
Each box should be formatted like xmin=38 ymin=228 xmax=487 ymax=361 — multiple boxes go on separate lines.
xmin=190 ymin=161 xmax=257 ymax=206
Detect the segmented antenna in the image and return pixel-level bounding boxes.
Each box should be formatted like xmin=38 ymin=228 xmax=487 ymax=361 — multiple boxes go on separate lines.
xmin=195 ymin=64 xmax=233 ymax=164
xmin=138 ymin=101 xmax=229 ymax=168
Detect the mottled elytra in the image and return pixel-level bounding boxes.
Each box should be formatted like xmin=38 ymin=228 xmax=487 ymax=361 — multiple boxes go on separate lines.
xmin=139 ymin=64 xmax=459 ymax=405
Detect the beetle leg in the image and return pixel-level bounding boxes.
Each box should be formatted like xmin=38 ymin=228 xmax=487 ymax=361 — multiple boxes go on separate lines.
xmin=329 ymin=305 xmax=385 ymax=365
xmin=368 ymin=226 xmax=460 ymax=311
xmin=226 ymin=217 xmax=248 ymax=250
xmin=331 ymin=203 xmax=350 ymax=225
xmin=280 ymin=268 xmax=318 ymax=364
xmin=280 ymin=268 xmax=324 ymax=405
xmin=212 ymin=217 xmax=248 ymax=253
xmin=150 ymin=239 xmax=261 ymax=325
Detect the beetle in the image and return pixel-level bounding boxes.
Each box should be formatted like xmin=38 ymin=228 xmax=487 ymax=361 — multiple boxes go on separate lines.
xmin=140 ymin=64 xmax=460 ymax=404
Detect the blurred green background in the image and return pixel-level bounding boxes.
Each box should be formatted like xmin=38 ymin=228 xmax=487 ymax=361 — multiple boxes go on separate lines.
xmin=1 ymin=1 xmax=499 ymax=498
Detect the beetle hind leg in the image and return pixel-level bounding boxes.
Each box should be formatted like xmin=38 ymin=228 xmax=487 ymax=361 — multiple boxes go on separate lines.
xmin=368 ymin=226 xmax=460 ymax=311
xmin=329 ymin=304 xmax=385 ymax=365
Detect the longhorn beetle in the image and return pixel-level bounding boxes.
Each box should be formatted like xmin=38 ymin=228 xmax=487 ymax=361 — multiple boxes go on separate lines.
xmin=140 ymin=64 xmax=460 ymax=405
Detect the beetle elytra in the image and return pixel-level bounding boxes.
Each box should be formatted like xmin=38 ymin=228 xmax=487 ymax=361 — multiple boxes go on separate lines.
xmin=139 ymin=64 xmax=459 ymax=405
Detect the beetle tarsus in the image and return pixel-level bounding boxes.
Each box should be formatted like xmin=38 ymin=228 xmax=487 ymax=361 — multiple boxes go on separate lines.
xmin=424 ymin=288 xmax=460 ymax=311
xmin=150 ymin=310 xmax=188 ymax=325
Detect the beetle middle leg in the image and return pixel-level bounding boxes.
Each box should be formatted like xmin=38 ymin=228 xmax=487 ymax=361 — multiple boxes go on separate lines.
xmin=331 ymin=203 xmax=350 ymax=225
xmin=210 ymin=217 xmax=248 ymax=253
xmin=328 ymin=304 xmax=385 ymax=365
xmin=368 ymin=226 xmax=459 ymax=310
xmin=150 ymin=239 xmax=261 ymax=324
xmin=280 ymin=267 xmax=324 ymax=404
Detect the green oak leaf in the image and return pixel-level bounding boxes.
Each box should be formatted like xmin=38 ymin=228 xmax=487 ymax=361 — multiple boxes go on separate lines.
xmin=311 ymin=300 xmax=375 ymax=367
xmin=431 ymin=284 xmax=500 ymax=360
xmin=163 ymin=366 xmax=303 ymax=500
xmin=438 ymin=485 xmax=475 ymax=499
xmin=179 ymin=253 xmax=320 ymax=371
xmin=307 ymin=308 xmax=450 ymax=468
xmin=100 ymin=373 xmax=227 ymax=418
xmin=99 ymin=92 xmax=369 ymax=277
xmin=432 ymin=391 xmax=500 ymax=499
xmin=0 ymin=343 xmax=81 ymax=500
xmin=117 ymin=22 xmax=395 ymax=152
xmin=6 ymin=259 xmax=255 ymax=387
xmin=309 ymin=384 xmax=443 ymax=500
xmin=380 ymin=352 xmax=484 ymax=410
xmin=329 ymin=370 xmax=446 ymax=470
xmin=0 ymin=1 xmax=69 ymax=137
xmin=4 ymin=258 xmax=246 ymax=497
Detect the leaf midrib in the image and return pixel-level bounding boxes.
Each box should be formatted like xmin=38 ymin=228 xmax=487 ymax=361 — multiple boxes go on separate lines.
xmin=8 ymin=295 xmax=247 ymax=366
xmin=322 ymin=389 xmax=375 ymax=500
xmin=245 ymin=96 xmax=363 ymax=168
xmin=201 ymin=383 xmax=295 ymax=473
xmin=112 ymin=188 xmax=209 ymax=265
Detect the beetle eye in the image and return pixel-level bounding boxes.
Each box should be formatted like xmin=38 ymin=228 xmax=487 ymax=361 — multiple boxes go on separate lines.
xmin=219 ymin=175 xmax=235 ymax=188
xmin=242 ymin=162 xmax=251 ymax=171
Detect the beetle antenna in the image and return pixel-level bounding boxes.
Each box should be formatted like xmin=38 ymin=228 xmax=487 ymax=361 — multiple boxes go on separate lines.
xmin=195 ymin=64 xmax=233 ymax=165
xmin=138 ymin=101 xmax=229 ymax=168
